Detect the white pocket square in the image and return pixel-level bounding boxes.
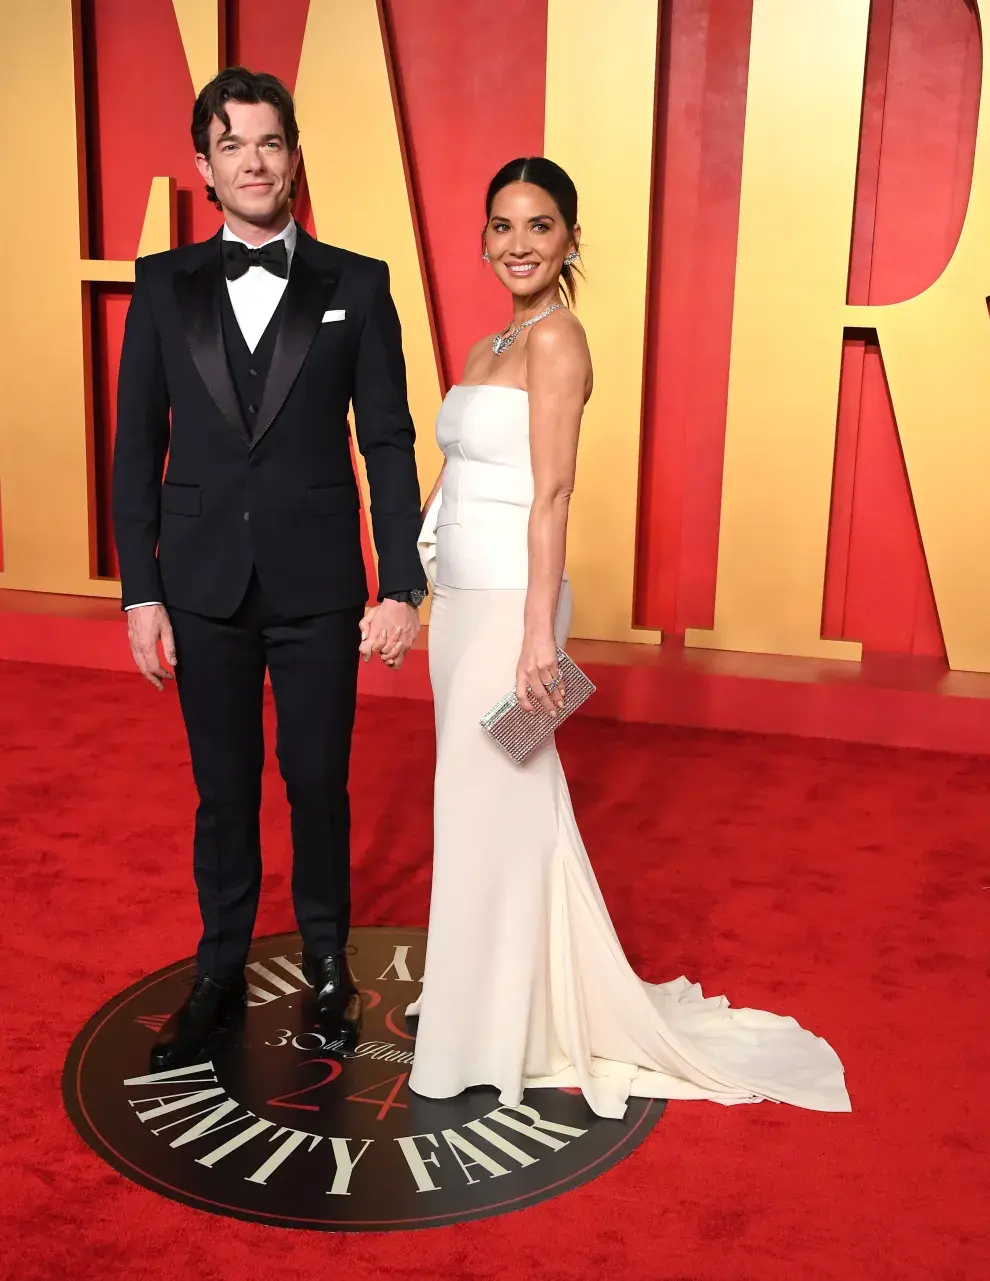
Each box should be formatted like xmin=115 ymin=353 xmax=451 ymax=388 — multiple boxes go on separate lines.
xmin=322 ymin=309 xmax=346 ymax=323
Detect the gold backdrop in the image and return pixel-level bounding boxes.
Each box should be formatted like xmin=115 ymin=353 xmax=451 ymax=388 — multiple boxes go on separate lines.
xmin=2 ymin=0 xmax=990 ymax=671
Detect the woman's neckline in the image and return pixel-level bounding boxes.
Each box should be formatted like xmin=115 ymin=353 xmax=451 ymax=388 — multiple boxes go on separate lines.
xmin=452 ymin=383 xmax=528 ymax=393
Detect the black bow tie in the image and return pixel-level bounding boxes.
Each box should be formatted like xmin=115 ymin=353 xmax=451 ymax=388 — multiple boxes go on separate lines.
xmin=222 ymin=239 xmax=289 ymax=281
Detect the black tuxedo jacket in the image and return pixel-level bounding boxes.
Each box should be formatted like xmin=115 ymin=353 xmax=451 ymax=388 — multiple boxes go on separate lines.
xmin=112 ymin=227 xmax=427 ymax=617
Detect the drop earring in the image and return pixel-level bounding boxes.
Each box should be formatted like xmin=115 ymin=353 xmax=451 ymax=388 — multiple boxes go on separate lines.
xmin=563 ymin=250 xmax=580 ymax=267
xmin=482 ymin=251 xmax=490 ymax=263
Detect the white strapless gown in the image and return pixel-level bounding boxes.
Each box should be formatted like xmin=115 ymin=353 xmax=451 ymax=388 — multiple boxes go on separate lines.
xmin=406 ymin=384 xmax=850 ymax=1119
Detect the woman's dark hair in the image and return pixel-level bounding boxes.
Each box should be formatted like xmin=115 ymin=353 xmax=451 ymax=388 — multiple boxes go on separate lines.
xmin=191 ymin=66 xmax=300 ymax=208
xmin=484 ymin=157 xmax=582 ymax=305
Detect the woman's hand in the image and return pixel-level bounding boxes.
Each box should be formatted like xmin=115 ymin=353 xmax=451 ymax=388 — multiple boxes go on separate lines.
xmin=516 ymin=630 xmax=566 ymax=716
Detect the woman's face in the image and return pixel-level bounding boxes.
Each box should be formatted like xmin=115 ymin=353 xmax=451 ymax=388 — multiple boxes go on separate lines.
xmin=484 ymin=181 xmax=576 ymax=302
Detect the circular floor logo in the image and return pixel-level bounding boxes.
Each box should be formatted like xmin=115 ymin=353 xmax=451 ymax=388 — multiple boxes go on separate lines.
xmin=63 ymin=927 xmax=664 ymax=1231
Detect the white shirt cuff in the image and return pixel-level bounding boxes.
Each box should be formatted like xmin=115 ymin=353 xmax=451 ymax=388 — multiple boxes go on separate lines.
xmin=124 ymin=602 xmax=162 ymax=610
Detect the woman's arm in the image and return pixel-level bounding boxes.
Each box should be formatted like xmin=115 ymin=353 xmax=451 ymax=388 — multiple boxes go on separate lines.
xmin=516 ymin=314 xmax=592 ymax=714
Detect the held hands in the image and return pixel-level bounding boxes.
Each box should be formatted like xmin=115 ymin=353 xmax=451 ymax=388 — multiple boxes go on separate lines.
xmin=516 ymin=630 xmax=566 ymax=716
xmin=126 ymin=604 xmax=176 ymax=691
xmin=359 ymin=599 xmax=421 ymax=670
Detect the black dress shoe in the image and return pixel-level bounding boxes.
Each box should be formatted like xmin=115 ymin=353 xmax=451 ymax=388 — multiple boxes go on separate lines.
xmin=150 ymin=973 xmax=247 ymax=1071
xmin=302 ymin=950 xmax=361 ymax=1027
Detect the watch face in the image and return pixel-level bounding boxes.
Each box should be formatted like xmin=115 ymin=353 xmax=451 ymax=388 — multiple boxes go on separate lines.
xmin=410 ymin=589 xmax=427 ymax=607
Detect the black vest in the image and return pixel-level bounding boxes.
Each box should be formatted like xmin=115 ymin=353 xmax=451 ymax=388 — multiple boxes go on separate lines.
xmin=220 ymin=282 xmax=286 ymax=442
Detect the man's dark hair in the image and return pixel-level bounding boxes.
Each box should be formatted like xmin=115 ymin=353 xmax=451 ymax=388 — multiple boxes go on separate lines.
xmin=191 ymin=66 xmax=300 ymax=208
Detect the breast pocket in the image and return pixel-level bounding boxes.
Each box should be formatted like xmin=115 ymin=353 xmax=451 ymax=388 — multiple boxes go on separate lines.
xmin=309 ymin=319 xmax=358 ymax=390
xmin=161 ymin=482 xmax=202 ymax=516
xmin=315 ymin=314 xmax=357 ymax=356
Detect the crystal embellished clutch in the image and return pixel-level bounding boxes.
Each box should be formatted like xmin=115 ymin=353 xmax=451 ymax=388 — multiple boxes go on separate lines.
xmin=480 ymin=649 xmax=596 ymax=765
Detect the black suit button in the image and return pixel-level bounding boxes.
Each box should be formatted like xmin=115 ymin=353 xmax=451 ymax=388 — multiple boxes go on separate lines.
xmin=247 ymin=404 xmax=258 ymax=414
xmin=248 ymin=368 xmax=258 ymax=377
xmin=250 ymin=455 xmax=260 ymax=468
xmin=243 ymin=511 xmax=250 ymax=522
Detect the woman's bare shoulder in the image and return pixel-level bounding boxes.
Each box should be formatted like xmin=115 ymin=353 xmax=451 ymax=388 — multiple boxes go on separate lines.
xmin=529 ymin=308 xmax=589 ymax=357
xmin=527 ymin=309 xmax=592 ymax=395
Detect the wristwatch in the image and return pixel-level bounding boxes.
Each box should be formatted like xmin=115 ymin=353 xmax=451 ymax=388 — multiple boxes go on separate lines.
xmin=384 ymin=589 xmax=428 ymax=607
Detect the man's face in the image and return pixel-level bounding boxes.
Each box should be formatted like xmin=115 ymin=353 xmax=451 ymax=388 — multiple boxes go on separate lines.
xmin=195 ymin=99 xmax=299 ymax=227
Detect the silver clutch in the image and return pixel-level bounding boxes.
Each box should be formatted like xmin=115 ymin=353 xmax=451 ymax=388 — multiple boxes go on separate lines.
xmin=480 ymin=649 xmax=596 ymax=764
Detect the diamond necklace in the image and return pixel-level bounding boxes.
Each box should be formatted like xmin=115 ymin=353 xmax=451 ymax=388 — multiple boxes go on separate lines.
xmin=492 ymin=302 xmax=564 ymax=356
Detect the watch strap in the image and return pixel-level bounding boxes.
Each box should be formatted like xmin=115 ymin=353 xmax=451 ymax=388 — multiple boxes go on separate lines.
xmin=382 ymin=589 xmax=427 ymax=605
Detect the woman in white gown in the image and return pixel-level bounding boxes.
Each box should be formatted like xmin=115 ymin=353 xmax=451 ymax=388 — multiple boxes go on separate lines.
xmin=404 ymin=158 xmax=850 ymax=1120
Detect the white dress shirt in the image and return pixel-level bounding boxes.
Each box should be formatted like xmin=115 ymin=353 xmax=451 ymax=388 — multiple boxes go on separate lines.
xmin=125 ymin=219 xmax=298 ymax=611
xmin=222 ymin=217 xmax=297 ymax=352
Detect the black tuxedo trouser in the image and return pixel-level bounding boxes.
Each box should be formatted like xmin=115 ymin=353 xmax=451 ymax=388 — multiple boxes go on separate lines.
xmin=169 ymin=571 xmax=364 ymax=979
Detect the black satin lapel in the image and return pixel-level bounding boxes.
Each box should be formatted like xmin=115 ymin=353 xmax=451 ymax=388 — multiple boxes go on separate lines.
xmin=174 ymin=255 xmax=247 ymax=440
xmin=251 ymin=251 xmax=338 ymax=448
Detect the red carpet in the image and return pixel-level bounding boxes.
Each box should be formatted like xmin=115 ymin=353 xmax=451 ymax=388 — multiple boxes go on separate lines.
xmin=1 ymin=659 xmax=986 ymax=1280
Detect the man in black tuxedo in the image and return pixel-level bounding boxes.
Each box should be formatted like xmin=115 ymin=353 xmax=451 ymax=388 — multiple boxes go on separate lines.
xmin=112 ymin=67 xmax=427 ymax=1070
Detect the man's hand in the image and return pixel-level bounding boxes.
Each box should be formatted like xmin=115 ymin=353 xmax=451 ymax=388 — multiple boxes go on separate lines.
xmin=126 ymin=604 xmax=176 ymax=691
xmin=359 ymin=599 xmax=421 ymax=670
